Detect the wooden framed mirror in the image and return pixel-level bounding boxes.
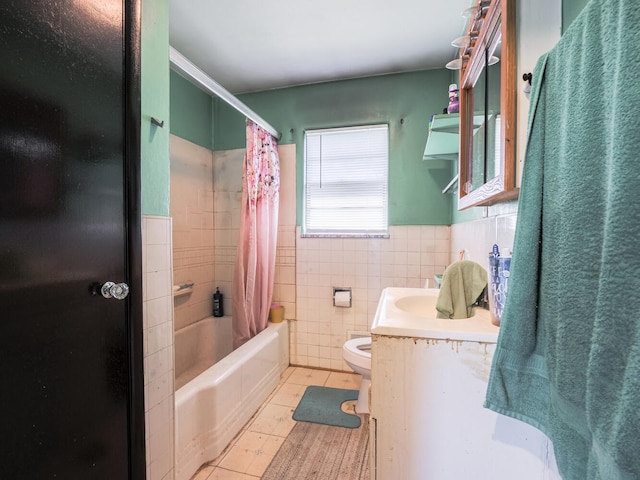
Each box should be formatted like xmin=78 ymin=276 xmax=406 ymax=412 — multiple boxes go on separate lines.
xmin=458 ymin=0 xmax=517 ymax=209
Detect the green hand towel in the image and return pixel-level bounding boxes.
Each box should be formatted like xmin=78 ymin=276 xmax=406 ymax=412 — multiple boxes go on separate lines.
xmin=436 ymin=260 xmax=487 ymax=319
xmin=485 ymin=1 xmax=640 ymax=478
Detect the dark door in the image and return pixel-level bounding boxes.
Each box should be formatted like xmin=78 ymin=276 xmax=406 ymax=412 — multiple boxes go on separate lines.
xmin=0 ymin=1 xmax=145 ymax=478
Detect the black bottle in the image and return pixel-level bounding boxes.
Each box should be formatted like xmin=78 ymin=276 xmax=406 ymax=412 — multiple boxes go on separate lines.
xmin=213 ymin=287 xmax=224 ymax=317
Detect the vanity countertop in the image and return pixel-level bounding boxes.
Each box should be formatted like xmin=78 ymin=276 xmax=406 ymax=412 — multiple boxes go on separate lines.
xmin=371 ymin=287 xmax=500 ymax=343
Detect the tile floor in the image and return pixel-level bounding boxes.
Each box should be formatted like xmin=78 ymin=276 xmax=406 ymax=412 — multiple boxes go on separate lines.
xmin=190 ymin=367 xmax=363 ymax=480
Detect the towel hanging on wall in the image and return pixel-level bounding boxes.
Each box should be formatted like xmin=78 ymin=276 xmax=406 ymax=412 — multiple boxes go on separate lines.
xmin=484 ymin=1 xmax=640 ymax=478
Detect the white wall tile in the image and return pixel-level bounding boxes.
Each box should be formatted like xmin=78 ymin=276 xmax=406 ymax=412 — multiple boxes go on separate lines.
xmin=292 ymin=225 xmax=450 ymax=371
xmin=147 ymin=321 xmax=173 ymax=356
xmin=171 ymin=135 xmax=217 ymax=334
xmin=145 ymin=295 xmax=172 ymax=330
xmin=450 ymin=211 xmax=518 ymax=271
xmin=142 ymin=214 xmax=174 ymax=480
xmin=146 ymin=370 xmax=173 ymax=412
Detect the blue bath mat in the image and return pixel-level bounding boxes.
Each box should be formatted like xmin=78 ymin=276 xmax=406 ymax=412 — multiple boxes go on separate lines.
xmin=292 ymin=386 xmax=361 ymax=428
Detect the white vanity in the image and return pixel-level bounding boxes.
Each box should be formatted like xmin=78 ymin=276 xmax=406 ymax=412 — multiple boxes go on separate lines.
xmin=369 ymin=287 xmax=561 ymax=480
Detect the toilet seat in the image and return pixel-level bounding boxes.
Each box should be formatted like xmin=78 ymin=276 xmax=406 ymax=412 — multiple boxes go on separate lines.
xmin=343 ymin=337 xmax=372 ymax=370
xmin=343 ymin=337 xmax=372 ymax=414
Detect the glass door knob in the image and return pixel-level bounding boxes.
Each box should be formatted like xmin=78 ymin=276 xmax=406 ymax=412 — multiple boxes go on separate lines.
xmin=101 ymin=281 xmax=130 ymax=300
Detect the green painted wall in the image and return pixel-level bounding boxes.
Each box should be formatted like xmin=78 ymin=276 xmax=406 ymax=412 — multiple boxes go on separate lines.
xmin=170 ymin=70 xmax=214 ymax=150
xmin=141 ymin=0 xmax=170 ymax=217
xmin=214 ymin=70 xmax=454 ymax=226
xmin=451 ymin=202 xmax=483 ymax=223
xmin=147 ymin=0 xmax=586 ymax=223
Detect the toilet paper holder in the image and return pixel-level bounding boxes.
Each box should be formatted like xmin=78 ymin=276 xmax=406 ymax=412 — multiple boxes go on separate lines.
xmin=333 ymin=287 xmax=352 ymax=308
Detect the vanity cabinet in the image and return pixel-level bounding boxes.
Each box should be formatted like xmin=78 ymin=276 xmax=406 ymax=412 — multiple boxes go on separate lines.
xmin=369 ymin=330 xmax=561 ymax=480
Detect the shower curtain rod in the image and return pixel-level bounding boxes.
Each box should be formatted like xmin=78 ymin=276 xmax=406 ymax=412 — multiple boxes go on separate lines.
xmin=169 ymin=46 xmax=281 ymax=140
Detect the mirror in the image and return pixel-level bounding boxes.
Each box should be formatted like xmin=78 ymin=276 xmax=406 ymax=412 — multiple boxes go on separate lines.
xmin=458 ymin=0 xmax=517 ymax=210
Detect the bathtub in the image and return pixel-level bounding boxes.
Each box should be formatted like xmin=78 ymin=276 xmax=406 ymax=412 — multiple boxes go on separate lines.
xmin=175 ymin=320 xmax=289 ymax=480
xmin=174 ymin=315 xmax=234 ymax=390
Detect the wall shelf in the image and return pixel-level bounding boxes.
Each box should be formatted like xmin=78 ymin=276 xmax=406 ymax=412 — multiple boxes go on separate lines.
xmin=424 ymin=113 xmax=484 ymax=194
xmin=423 ymin=113 xmax=487 ymax=161
xmin=423 ymin=113 xmax=461 ymax=161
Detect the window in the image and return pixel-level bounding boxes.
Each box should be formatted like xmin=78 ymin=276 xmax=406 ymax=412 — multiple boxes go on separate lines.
xmin=303 ymin=125 xmax=389 ymax=236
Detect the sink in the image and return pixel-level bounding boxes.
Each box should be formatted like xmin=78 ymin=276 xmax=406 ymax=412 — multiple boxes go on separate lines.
xmin=371 ymin=287 xmax=499 ymax=342
xmin=394 ymin=295 xmax=438 ymax=318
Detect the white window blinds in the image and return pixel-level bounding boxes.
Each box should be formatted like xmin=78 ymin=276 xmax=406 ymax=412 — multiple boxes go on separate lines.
xmin=304 ymin=125 xmax=389 ymax=236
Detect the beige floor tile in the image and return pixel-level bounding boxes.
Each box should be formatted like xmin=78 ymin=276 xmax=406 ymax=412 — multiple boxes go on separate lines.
xmin=247 ymin=403 xmax=296 ymax=437
xmin=325 ymin=371 xmax=362 ymax=390
xmin=286 ymin=367 xmax=331 ymax=386
xmin=209 ymin=414 xmax=254 ymax=467
xmin=217 ymin=430 xmax=285 ymax=477
xmin=262 ymin=385 xmax=280 ymax=406
xmin=269 ymin=382 xmax=307 ymax=407
xmin=244 ymin=433 xmax=285 ymax=477
xmin=191 ymin=465 xmax=215 ymax=480
xmin=280 ymin=366 xmax=295 ymax=382
xmin=206 ymin=467 xmax=260 ymax=479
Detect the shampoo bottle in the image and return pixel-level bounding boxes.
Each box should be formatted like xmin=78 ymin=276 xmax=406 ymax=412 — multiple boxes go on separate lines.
xmin=213 ymin=287 xmax=224 ymax=317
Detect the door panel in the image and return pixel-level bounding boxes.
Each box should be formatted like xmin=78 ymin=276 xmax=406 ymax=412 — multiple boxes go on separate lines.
xmin=0 ymin=1 xmax=142 ymax=478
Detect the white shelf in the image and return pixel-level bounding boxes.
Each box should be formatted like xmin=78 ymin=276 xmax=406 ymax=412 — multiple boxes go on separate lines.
xmin=423 ymin=113 xmax=460 ymax=161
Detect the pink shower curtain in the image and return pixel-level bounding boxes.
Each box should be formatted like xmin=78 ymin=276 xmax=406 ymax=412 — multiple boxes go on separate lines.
xmin=232 ymin=119 xmax=280 ymax=348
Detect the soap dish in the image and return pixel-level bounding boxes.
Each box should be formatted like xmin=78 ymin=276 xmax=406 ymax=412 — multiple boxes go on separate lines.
xmin=173 ymin=282 xmax=194 ymax=297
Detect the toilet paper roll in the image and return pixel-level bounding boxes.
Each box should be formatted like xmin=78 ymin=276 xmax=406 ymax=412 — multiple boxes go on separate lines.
xmin=334 ymin=290 xmax=351 ymax=308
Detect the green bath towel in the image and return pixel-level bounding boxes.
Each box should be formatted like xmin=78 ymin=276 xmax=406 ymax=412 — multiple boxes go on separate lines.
xmin=436 ymin=260 xmax=487 ymax=319
xmin=485 ymin=1 xmax=640 ymax=478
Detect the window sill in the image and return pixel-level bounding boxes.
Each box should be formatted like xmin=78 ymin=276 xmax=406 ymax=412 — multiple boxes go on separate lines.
xmin=300 ymin=233 xmax=390 ymax=239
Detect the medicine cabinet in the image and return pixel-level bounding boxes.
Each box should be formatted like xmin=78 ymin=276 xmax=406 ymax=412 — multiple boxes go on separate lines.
xmin=458 ymin=0 xmax=518 ymax=209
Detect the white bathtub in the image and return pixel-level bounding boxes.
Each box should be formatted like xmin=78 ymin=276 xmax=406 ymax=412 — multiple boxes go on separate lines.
xmin=175 ymin=320 xmax=289 ymax=480
xmin=174 ymin=315 xmax=234 ymax=390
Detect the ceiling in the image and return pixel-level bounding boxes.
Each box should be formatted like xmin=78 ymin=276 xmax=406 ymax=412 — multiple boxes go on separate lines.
xmin=168 ymin=0 xmax=474 ymax=94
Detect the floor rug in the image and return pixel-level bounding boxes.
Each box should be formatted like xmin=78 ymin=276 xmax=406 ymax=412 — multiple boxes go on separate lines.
xmin=292 ymin=386 xmax=361 ymax=428
xmin=261 ymin=414 xmax=370 ymax=480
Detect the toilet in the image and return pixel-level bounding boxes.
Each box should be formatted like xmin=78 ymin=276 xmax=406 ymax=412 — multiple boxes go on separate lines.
xmin=343 ymin=337 xmax=372 ymax=414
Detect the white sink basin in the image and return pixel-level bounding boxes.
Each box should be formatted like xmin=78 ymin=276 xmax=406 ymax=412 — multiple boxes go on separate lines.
xmin=372 ymin=287 xmax=499 ymax=342
xmin=394 ymin=294 xmax=438 ymax=318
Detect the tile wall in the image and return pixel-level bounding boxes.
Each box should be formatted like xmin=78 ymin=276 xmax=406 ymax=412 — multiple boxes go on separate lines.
xmin=210 ymin=147 xmax=242 ymax=317
xmin=273 ymin=144 xmax=297 ymax=318
xmin=142 ymin=215 xmax=175 ymax=480
xmin=170 ymin=135 xmax=216 ymax=331
xmin=169 ymin=135 xmax=297 ymax=334
xmin=293 ymin=225 xmax=451 ymax=370
xmin=450 ymin=203 xmax=518 ymax=268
